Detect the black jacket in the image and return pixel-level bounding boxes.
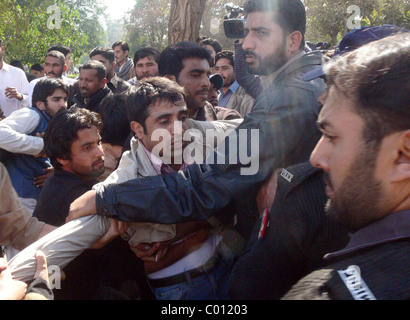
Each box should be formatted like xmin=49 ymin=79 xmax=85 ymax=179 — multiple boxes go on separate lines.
xmin=282 ymin=210 xmax=410 ymax=300
xmin=71 ymin=86 xmax=112 ymax=114
xmin=227 ymin=162 xmax=350 ymax=299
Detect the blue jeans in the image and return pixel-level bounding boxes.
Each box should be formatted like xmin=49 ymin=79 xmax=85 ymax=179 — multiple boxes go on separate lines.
xmin=149 ymin=244 xmax=233 ymax=300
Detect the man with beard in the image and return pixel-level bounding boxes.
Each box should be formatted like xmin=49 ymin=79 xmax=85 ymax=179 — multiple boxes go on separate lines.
xmin=71 ymin=61 xmax=113 ymax=114
xmin=67 ymin=0 xmax=324 ymax=260
xmin=158 ymin=41 xmax=241 ymax=122
xmin=214 ymin=50 xmax=255 ymax=117
xmin=68 ymin=48 xmax=132 ymax=106
xmin=128 ymin=47 xmax=160 ymax=87
xmin=227 ymin=24 xmax=408 ymax=300
xmin=0 ymin=78 xmax=68 ymax=260
xmin=282 ymin=32 xmax=410 ymax=300
xmin=90 ymin=47 xmax=132 ymax=95
xmin=28 ymin=51 xmax=71 ymax=106
xmin=47 ymin=45 xmax=75 ymax=84
xmin=30 ymin=108 xmax=138 ymax=300
xmin=0 ymin=78 xmax=68 ymax=214
xmin=33 ymin=108 xmax=104 ymax=227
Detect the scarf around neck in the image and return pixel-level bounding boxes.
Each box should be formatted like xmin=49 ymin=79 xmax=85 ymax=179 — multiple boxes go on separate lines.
xmin=115 ymin=57 xmax=133 ymax=80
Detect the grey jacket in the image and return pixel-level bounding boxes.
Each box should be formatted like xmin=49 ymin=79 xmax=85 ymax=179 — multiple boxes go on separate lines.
xmin=224 ymin=85 xmax=256 ymax=117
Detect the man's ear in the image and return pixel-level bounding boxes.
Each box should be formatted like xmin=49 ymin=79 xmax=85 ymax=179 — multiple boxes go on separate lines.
xmin=100 ymin=78 xmax=108 ymax=88
xmin=35 ymin=101 xmax=45 ymax=111
xmin=391 ymin=130 xmax=410 ymax=183
xmin=164 ymin=75 xmax=177 ymax=83
xmin=56 ymin=157 xmax=69 ymax=167
xmin=286 ymin=31 xmax=303 ymax=55
xmin=130 ymin=121 xmax=145 ymax=140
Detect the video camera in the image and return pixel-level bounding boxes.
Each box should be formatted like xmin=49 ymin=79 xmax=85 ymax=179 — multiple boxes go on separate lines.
xmin=223 ymin=3 xmax=246 ymax=39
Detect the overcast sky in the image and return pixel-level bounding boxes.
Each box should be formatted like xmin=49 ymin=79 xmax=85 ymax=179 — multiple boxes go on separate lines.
xmin=103 ymin=0 xmax=135 ymax=20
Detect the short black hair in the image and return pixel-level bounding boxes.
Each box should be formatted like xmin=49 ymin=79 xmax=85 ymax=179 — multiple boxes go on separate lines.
xmin=200 ymin=38 xmax=222 ymax=54
xmin=45 ymin=50 xmax=66 ymax=66
xmin=44 ymin=108 xmax=102 ymax=170
xmin=133 ymin=47 xmax=160 ymax=65
xmin=215 ymin=50 xmax=234 ymax=67
xmin=47 ymin=45 xmax=71 ymax=57
xmin=243 ymin=0 xmax=306 ymax=50
xmin=9 ymin=60 xmax=25 ymax=70
xmin=99 ymin=94 xmax=131 ymax=147
xmin=324 ymin=33 xmax=410 ymax=147
xmin=158 ymin=41 xmax=213 ymax=79
xmin=112 ymin=40 xmax=130 ymax=52
xmin=31 ymin=63 xmax=44 ymax=72
xmin=126 ymin=77 xmax=186 ymax=133
xmin=79 ymin=60 xmax=106 ymax=81
xmin=90 ymin=46 xmax=115 ymax=63
xmin=32 ymin=78 xmax=68 ymax=107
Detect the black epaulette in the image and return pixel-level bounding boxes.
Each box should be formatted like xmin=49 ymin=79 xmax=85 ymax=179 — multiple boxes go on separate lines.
xmin=276 ymin=161 xmax=323 ymax=198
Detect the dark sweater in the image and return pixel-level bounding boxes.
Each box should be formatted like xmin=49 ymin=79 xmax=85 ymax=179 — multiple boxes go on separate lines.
xmin=33 ymin=169 xmax=97 ymax=227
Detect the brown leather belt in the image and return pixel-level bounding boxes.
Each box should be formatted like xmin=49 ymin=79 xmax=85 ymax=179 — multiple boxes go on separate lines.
xmin=147 ymin=255 xmax=219 ymax=288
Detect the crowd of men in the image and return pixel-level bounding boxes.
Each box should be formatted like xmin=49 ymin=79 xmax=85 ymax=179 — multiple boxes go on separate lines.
xmin=0 ymin=0 xmax=408 ymax=301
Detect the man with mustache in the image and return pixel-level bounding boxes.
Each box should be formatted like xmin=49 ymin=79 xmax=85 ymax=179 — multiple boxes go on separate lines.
xmin=112 ymin=40 xmax=136 ymax=81
xmin=0 ymin=78 xmax=68 ymax=260
xmin=214 ymin=50 xmax=255 ymax=117
xmin=283 ymin=32 xmax=410 ymax=300
xmin=0 ymin=78 xmax=68 ymax=215
xmin=128 ymin=47 xmax=160 ymax=87
xmin=27 ymin=51 xmax=72 ymax=107
xmin=31 ymin=107 xmax=111 ymax=299
xmin=158 ymin=41 xmax=241 ymax=122
xmin=228 ymin=24 xmax=408 ymax=300
xmin=70 ymin=61 xmax=113 ymax=115
xmin=32 ymin=108 xmax=105 ymax=227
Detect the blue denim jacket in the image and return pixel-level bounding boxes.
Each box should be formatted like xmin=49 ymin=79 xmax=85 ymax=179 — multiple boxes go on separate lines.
xmin=95 ymin=51 xmax=326 ymax=239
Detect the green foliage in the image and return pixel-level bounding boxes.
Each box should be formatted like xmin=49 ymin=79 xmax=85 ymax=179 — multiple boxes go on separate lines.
xmin=124 ymin=0 xmax=171 ymax=52
xmin=304 ymin=0 xmax=410 ymax=46
xmin=0 ymin=0 xmax=106 ymax=68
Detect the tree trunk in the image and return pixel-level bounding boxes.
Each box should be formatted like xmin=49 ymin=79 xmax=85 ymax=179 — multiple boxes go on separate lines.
xmin=168 ymin=0 xmax=208 ymax=44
